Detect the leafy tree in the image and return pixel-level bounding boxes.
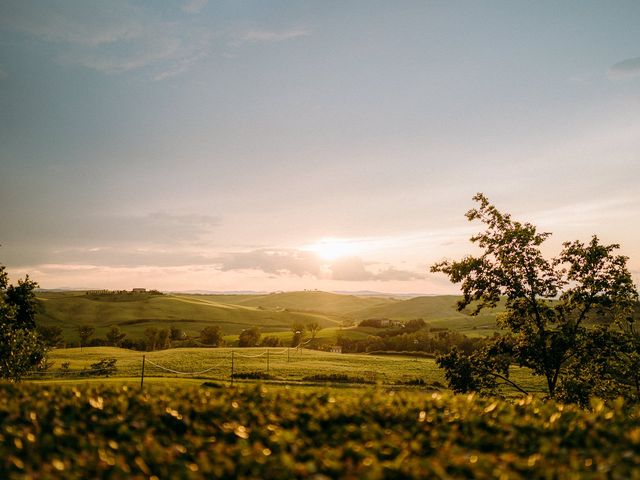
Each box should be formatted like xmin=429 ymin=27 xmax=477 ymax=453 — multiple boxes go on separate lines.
xmin=239 ymin=326 xmax=261 ymax=347
xmin=200 ymin=326 xmax=223 ymax=346
xmin=36 ymin=325 xmax=65 ymax=348
xmin=170 ymin=326 xmax=186 ymax=341
xmin=431 ymin=194 xmax=639 ymax=401
xmin=105 ymin=326 xmax=126 ymax=347
xmin=76 ymin=325 xmax=95 ymax=350
xmin=260 ymin=335 xmax=282 ymax=347
xmin=291 ymin=321 xmax=305 ymax=347
xmin=5 ymin=275 xmax=39 ymax=329
xmin=144 ymin=327 xmax=158 ymax=351
xmin=0 ymin=264 xmax=46 ymax=381
xmin=306 ymin=321 xmax=322 ymax=345
xmin=156 ymin=328 xmax=171 ymax=350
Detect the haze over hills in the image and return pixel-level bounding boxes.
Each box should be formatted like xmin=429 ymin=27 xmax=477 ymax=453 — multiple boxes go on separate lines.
xmin=35 ymin=290 xmax=499 ymax=341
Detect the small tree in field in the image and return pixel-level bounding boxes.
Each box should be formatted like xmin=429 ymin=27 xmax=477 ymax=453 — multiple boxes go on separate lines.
xmin=291 ymin=321 xmax=305 ymax=347
xmin=105 ymin=326 xmax=126 ymax=347
xmin=239 ymin=326 xmax=261 ymax=347
xmin=306 ymin=321 xmax=322 ymax=348
xmin=200 ymin=326 xmax=223 ymax=346
xmin=431 ymin=194 xmax=639 ymax=402
xmin=77 ymin=325 xmax=95 ymax=350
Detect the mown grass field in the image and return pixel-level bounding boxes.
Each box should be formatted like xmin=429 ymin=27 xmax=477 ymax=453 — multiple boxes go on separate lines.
xmin=2 ymin=382 xmax=639 ymax=479
xmin=36 ymin=290 xmax=501 ymax=342
xmin=36 ymin=346 xmax=547 ymax=395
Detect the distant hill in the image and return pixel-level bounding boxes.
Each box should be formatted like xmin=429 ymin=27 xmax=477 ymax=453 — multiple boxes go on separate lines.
xmin=352 ymin=295 xmax=502 ymax=331
xmin=214 ymin=291 xmax=397 ymax=315
xmin=35 ymin=290 xmax=501 ymax=342
xmin=36 ymin=291 xmax=345 ymax=340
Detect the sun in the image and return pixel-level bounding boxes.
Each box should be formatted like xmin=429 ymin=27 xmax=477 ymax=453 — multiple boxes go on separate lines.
xmin=305 ymin=238 xmax=360 ymax=261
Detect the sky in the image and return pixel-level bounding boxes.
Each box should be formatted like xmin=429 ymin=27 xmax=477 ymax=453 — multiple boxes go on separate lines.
xmin=1 ymin=1 xmax=640 ymax=294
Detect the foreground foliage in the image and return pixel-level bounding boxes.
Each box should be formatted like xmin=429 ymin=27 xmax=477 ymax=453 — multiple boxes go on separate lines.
xmin=1 ymin=384 xmax=640 ymax=479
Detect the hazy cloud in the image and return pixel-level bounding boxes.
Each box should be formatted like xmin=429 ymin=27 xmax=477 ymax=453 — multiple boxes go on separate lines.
xmin=329 ymin=257 xmax=424 ymax=282
xmin=609 ymin=57 xmax=640 ymax=79
xmin=329 ymin=257 xmax=373 ymax=281
xmin=0 ymin=66 xmax=8 ymax=80
xmin=375 ymin=267 xmax=425 ymax=281
xmin=0 ymin=0 xmax=212 ymax=77
xmin=182 ymin=0 xmax=208 ymax=14
xmin=217 ymin=249 xmax=322 ymax=277
xmin=238 ymin=28 xmax=309 ymax=44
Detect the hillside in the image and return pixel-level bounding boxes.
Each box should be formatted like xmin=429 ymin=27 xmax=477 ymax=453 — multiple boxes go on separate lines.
xmin=36 ymin=291 xmax=344 ymax=340
xmin=35 ymin=290 xmax=503 ymax=342
xmin=352 ymin=295 xmax=502 ymax=331
xmin=213 ymin=290 xmax=397 ymax=315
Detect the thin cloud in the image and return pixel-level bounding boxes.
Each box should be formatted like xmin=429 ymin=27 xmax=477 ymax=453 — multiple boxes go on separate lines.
xmin=238 ymin=27 xmax=310 ymax=44
xmin=375 ymin=267 xmax=425 ymax=281
xmin=182 ymin=0 xmax=208 ymax=14
xmin=330 ymin=257 xmax=373 ymax=281
xmin=609 ymin=57 xmax=640 ymax=79
xmin=330 ymin=257 xmax=425 ymax=282
xmin=0 ymin=0 xmax=212 ymax=77
xmin=217 ymin=249 xmax=322 ymax=277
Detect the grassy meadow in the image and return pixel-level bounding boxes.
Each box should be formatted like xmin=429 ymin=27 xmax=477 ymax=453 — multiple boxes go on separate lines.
xmin=34 ymin=346 xmax=548 ymax=396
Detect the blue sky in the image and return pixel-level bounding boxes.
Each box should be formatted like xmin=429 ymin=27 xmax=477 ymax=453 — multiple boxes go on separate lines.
xmin=1 ymin=1 xmax=639 ymax=293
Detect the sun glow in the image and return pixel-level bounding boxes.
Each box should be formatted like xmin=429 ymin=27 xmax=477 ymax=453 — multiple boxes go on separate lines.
xmin=305 ymin=238 xmax=361 ymax=261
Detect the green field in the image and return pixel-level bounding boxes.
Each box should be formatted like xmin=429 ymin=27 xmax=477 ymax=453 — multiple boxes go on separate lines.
xmin=2 ymin=382 xmax=638 ymax=479
xmin=33 ymin=346 xmax=547 ymax=395
xmin=36 ymin=290 xmax=501 ymax=342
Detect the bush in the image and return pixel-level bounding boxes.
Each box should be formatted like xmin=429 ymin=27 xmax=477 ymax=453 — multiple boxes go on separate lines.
xmin=87 ymin=358 xmax=117 ymax=377
xmin=230 ymin=371 xmax=273 ymax=380
xmin=2 ymin=384 xmax=639 ymax=479
xmin=260 ymin=336 xmax=282 ymax=347
xmin=302 ymin=373 xmax=374 ymax=384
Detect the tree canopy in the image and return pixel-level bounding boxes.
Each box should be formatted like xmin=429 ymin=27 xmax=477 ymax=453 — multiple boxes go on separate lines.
xmin=432 ymin=194 xmax=639 ymax=403
xmin=0 ymin=264 xmax=46 ymax=381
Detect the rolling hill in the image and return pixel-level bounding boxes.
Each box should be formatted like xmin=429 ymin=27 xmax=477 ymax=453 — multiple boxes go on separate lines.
xmin=35 ymin=290 xmax=500 ymax=342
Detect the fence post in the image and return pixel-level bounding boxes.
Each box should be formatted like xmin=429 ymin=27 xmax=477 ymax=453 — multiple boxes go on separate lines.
xmin=140 ymin=355 xmax=145 ymax=391
xmin=287 ymin=348 xmax=290 ymax=363
xmin=266 ymin=349 xmax=270 ymax=375
xmin=231 ymin=350 xmax=235 ymax=386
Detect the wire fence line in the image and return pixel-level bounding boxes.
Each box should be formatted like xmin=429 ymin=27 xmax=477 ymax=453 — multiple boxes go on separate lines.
xmin=144 ymin=358 xmax=229 ymax=376
xmin=29 ymin=344 xmax=325 ymax=384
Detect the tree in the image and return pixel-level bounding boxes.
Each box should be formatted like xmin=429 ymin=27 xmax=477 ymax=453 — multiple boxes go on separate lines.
xmin=144 ymin=327 xmax=158 ymax=351
xmin=291 ymin=321 xmax=306 ymax=347
xmin=260 ymin=335 xmax=282 ymax=347
xmin=105 ymin=326 xmax=126 ymax=347
xmin=200 ymin=326 xmax=223 ymax=346
xmin=431 ymin=194 xmax=639 ymax=401
xmin=306 ymin=321 xmax=322 ymax=348
xmin=156 ymin=328 xmax=171 ymax=350
xmin=0 ymin=264 xmax=46 ymax=381
xmin=239 ymin=326 xmax=261 ymax=347
xmin=170 ymin=326 xmax=186 ymax=341
xmin=37 ymin=325 xmax=65 ymax=348
xmin=77 ymin=325 xmax=95 ymax=350
xmin=5 ymin=275 xmax=39 ymax=329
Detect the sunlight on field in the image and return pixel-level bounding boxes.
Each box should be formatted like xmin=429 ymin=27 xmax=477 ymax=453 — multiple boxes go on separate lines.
xmin=38 ymin=346 xmax=547 ymax=395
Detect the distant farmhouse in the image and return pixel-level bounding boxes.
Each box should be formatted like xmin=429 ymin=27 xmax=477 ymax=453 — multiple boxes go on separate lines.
xmin=85 ymin=288 xmax=160 ymax=296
